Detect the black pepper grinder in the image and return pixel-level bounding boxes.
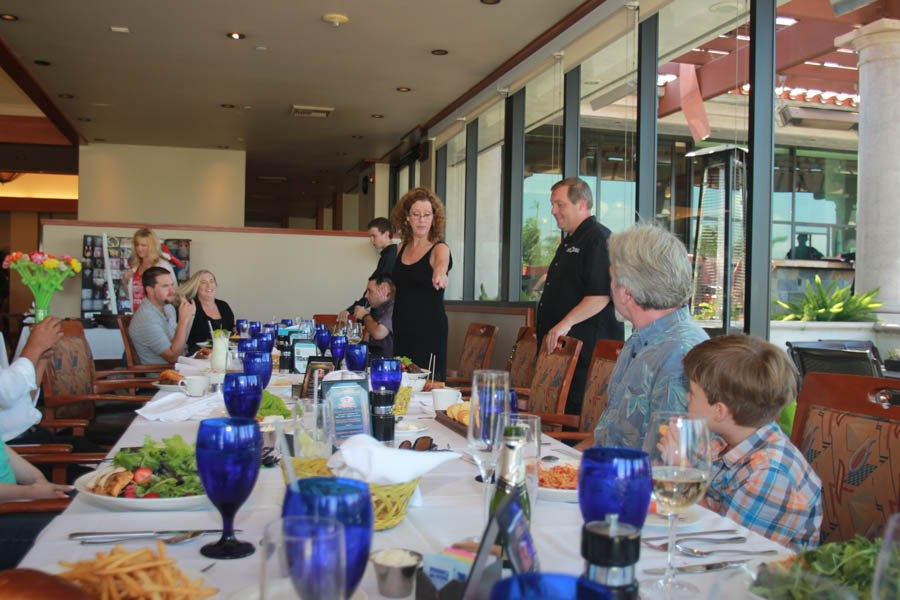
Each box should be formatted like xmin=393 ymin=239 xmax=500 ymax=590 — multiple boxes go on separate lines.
xmin=369 ymin=389 xmax=395 ymax=445
xmin=580 ymin=515 xmax=641 ymax=600
xmin=280 ymin=336 xmax=293 ymax=372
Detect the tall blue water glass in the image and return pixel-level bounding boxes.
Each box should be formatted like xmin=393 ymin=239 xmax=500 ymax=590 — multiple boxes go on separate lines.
xmin=249 ymin=321 xmax=262 ymax=337
xmin=223 ymin=373 xmax=263 ymax=418
xmin=243 ymin=350 xmax=273 ymax=389
xmin=236 ymin=337 xmax=258 ymax=360
xmin=345 ymin=343 xmax=368 ymax=371
xmin=196 ymin=417 xmax=262 ymax=559
xmin=370 ymin=358 xmax=402 ymax=393
xmin=253 ymin=331 xmax=275 ymax=354
xmin=236 ymin=319 xmax=248 ymax=337
xmin=281 ymin=318 xmax=294 ymax=327
xmin=267 ymin=516 xmax=345 ymax=600
xmin=315 ymin=328 xmax=332 ymax=357
xmin=263 ymin=323 xmax=279 ymax=337
xmin=282 ymin=477 xmax=374 ymax=599
xmin=330 ymin=335 xmax=347 ymax=368
xmin=578 ymin=447 xmax=652 ymax=529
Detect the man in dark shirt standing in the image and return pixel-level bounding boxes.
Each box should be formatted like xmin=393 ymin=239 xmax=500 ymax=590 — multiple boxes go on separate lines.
xmin=352 ymin=273 xmax=394 ymax=358
xmin=536 ymin=177 xmax=624 ymax=415
xmin=339 ymin=217 xmax=398 ymax=320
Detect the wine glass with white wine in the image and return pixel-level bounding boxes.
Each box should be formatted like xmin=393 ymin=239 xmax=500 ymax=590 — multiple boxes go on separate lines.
xmin=642 ymin=412 xmax=712 ymax=599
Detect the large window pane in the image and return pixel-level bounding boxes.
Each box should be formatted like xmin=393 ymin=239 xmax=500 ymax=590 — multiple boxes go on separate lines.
xmin=794 ymin=150 xmax=857 ymax=229
xmin=398 ymin=164 xmax=410 ymax=199
xmin=521 ymin=64 xmax=564 ymax=301
xmin=444 ymin=130 xmax=466 ymax=300
xmin=475 ymin=102 xmax=504 ymax=301
xmin=772 ymin=148 xmax=792 ymax=222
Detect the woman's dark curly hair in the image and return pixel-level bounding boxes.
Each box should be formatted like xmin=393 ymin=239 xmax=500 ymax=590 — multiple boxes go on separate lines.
xmin=391 ymin=187 xmax=446 ymax=244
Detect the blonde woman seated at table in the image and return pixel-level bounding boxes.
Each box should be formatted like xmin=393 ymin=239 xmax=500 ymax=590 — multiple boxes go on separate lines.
xmin=121 ymin=228 xmax=175 ymax=312
xmin=176 ymin=270 xmax=235 ymax=354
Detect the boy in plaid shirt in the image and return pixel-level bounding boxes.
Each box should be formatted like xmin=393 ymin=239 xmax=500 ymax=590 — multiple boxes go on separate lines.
xmin=683 ymin=334 xmax=822 ymax=551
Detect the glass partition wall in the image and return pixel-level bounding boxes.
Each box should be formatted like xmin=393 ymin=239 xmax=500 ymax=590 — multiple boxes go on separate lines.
xmin=444 ymin=130 xmax=466 ymax=300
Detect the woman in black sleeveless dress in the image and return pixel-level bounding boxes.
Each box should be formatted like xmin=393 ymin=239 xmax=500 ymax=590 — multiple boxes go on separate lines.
xmin=390 ymin=188 xmax=452 ymax=380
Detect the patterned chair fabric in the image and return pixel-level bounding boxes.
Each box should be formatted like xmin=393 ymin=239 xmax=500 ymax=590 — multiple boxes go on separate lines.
xmin=456 ymin=324 xmax=498 ymax=378
xmin=47 ymin=336 xmax=94 ymax=396
xmin=792 ymin=372 xmax=900 ymax=544
xmin=580 ymin=358 xmax=616 ymax=433
xmin=798 ymin=406 xmax=900 ymax=543
xmin=527 ymin=336 xmax=581 ymax=415
xmin=507 ymin=328 xmax=538 ymax=389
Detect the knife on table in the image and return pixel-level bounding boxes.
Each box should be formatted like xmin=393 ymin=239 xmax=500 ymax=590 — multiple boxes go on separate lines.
xmin=642 ymin=528 xmax=738 ymax=542
xmin=643 ymin=559 xmax=748 ymax=575
xmin=69 ymin=530 xmax=233 ymax=542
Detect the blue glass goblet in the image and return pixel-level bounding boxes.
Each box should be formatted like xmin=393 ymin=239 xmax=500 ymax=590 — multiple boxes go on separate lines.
xmin=243 ymin=350 xmax=273 ymax=389
xmin=237 ymin=337 xmax=258 ymax=360
xmin=282 ymin=477 xmax=374 ymax=599
xmin=345 ymin=343 xmax=368 ymax=371
xmin=578 ymin=446 xmax=652 ymax=529
xmin=223 ymin=373 xmax=263 ymax=418
xmin=236 ymin=319 xmax=248 ymax=338
xmin=490 ymin=574 xmax=612 ymax=600
xmin=248 ymin=321 xmax=262 ymax=338
xmin=315 ymin=328 xmax=332 ymax=357
xmin=330 ymin=335 xmax=347 ymax=369
xmin=280 ymin=318 xmax=294 ymax=327
xmin=263 ymin=323 xmax=279 ymax=337
xmin=196 ymin=417 xmax=262 ymax=559
xmin=370 ymin=358 xmax=402 ymax=393
xmin=254 ymin=331 xmax=275 ymax=354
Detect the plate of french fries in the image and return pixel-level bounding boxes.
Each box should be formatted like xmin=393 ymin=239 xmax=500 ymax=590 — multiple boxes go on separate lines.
xmin=44 ymin=540 xmax=218 ymax=599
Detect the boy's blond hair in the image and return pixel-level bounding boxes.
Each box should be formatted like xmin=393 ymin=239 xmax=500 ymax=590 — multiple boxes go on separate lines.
xmin=683 ymin=334 xmax=797 ymax=428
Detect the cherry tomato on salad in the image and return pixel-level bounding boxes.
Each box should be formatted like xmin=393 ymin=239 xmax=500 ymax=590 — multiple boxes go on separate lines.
xmin=133 ymin=467 xmax=153 ymax=484
xmin=143 ymin=493 xmax=160 ymax=499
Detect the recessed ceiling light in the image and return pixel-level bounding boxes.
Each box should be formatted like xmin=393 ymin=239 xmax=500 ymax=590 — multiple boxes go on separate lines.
xmin=371 ymin=113 xmax=384 ymax=119
xmin=709 ymin=1 xmax=738 ymax=13
xmin=242 ymin=105 xmax=253 ymax=110
xmin=431 ymin=49 xmax=449 ymax=56
xmin=77 ymin=117 xmax=92 ymax=122
xmin=227 ymin=32 xmax=246 ymax=40
xmin=480 ymin=0 xmax=501 ymax=4
xmin=58 ymin=93 xmax=75 ymax=99
xmin=254 ymin=45 xmax=269 ymax=51
xmin=396 ymin=86 xmax=411 ymax=92
xmin=351 ymin=135 xmax=363 ymax=139
xmin=220 ymin=103 xmax=236 ymax=109
xmin=109 ymin=26 xmax=130 ymax=34
xmin=33 ymin=59 xmax=51 ymax=66
xmin=322 ymin=13 xmax=349 ymax=28
xmin=1 ymin=13 xmax=18 ymax=21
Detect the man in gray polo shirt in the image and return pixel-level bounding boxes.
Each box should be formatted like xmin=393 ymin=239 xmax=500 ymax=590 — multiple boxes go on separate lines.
xmin=128 ymin=266 xmax=195 ymax=364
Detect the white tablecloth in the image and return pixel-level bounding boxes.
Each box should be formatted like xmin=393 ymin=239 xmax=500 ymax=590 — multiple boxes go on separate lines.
xmin=19 ymin=393 xmax=791 ymax=598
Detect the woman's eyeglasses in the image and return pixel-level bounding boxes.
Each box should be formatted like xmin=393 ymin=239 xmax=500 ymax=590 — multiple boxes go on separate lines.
xmin=409 ymin=212 xmax=433 ymax=220
xmin=398 ymin=436 xmax=436 ymax=451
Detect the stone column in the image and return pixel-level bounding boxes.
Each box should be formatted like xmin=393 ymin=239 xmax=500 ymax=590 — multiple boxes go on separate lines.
xmin=837 ymin=20 xmax=900 ymax=318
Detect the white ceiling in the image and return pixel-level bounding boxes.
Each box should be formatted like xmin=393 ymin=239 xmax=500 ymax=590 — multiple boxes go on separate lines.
xmin=0 ymin=0 xmax=587 ymax=214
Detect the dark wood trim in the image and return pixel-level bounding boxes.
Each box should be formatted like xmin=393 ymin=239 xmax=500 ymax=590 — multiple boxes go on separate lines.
xmin=0 ymin=197 xmax=76 ymax=212
xmin=0 ymin=116 xmax=71 ymax=146
xmin=424 ymin=0 xmax=609 ymax=132
xmin=333 ymin=191 xmax=343 ymax=230
xmin=0 ymin=37 xmax=83 ymax=146
xmin=39 ymin=219 xmax=372 ymax=238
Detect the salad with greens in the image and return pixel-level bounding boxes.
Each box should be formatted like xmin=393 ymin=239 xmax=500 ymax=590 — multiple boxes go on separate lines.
xmin=257 ymin=390 xmax=291 ymax=419
xmin=111 ymin=434 xmax=203 ymax=498
xmin=752 ymin=536 xmax=896 ymax=599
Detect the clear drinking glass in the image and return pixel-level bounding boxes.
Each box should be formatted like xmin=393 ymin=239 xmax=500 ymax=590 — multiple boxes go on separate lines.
xmin=260 ymin=516 xmax=346 ymax=600
xmin=641 ymin=412 xmax=712 ymax=599
xmin=497 ymin=412 xmax=540 ymax=518
xmin=467 ymin=369 xmax=510 ymax=529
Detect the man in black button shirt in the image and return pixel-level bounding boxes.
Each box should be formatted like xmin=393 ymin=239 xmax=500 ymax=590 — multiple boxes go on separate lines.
xmin=536 ymin=177 xmax=624 ymax=415
xmin=339 ymin=217 xmax=398 ymax=320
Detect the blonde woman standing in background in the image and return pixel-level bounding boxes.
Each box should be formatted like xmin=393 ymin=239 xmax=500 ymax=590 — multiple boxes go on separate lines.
xmin=121 ymin=228 xmax=175 ymax=312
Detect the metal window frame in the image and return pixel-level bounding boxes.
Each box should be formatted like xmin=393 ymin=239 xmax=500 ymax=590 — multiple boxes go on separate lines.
xmin=635 ymin=13 xmax=659 ymax=224
xmin=464 ymin=120 xmax=479 ymax=300
xmin=502 ymin=89 xmax=526 ymax=303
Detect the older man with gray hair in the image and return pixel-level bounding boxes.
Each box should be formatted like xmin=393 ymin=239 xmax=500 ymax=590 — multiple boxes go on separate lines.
xmin=589 ymin=224 xmax=708 ymax=450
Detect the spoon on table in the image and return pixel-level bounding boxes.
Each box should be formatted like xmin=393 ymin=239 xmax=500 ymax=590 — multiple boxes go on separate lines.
xmin=675 ymin=542 xmax=779 ymax=558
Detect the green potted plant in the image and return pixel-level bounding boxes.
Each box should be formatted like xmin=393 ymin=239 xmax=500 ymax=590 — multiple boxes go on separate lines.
xmin=771 ymin=275 xmax=882 ymax=322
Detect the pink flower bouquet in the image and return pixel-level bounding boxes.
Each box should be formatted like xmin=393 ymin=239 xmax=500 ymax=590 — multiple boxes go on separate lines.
xmin=3 ymin=251 xmax=82 ymax=322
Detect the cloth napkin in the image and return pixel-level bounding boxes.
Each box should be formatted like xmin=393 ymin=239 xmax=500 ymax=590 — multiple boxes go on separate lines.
xmin=175 ymin=356 xmax=210 ymax=376
xmin=327 ymin=434 xmax=459 ymax=506
xmin=136 ymin=391 xmax=224 ymax=422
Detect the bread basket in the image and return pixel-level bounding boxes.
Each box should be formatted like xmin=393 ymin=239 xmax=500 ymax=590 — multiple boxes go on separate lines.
xmin=281 ymin=458 xmax=420 ymax=531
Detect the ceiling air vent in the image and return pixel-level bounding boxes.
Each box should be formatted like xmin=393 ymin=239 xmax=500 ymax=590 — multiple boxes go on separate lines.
xmin=291 ymin=105 xmax=334 ymax=118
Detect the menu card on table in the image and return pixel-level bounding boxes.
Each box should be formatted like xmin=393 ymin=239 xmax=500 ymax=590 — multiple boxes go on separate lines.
xmin=322 ymin=376 xmax=370 ymax=441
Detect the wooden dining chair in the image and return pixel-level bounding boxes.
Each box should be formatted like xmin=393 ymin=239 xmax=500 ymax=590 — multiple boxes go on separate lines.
xmin=117 ymin=314 xmax=172 ymax=372
xmin=42 ymin=320 xmax=157 ymax=445
xmin=0 ymin=445 xmax=106 ymax=515
xmin=533 ymin=338 xmax=623 ymax=442
xmin=791 ymin=372 xmax=900 ymax=543
xmin=507 ymin=327 xmax=538 ymax=389
xmin=446 ymin=323 xmax=499 ymax=386
xmin=313 ymin=314 xmax=339 ymax=329
xmin=517 ymin=335 xmax=582 ymax=417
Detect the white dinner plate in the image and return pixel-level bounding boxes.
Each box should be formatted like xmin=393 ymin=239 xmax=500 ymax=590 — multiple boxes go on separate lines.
xmin=395 ymin=421 xmax=428 ymax=435
xmin=152 ymin=382 xmax=182 ymax=392
xmin=642 ymin=504 xmax=704 ymax=530
xmin=538 ymin=485 xmax=578 ymax=503
xmin=229 ymin=579 xmax=367 ymax=600
xmin=73 ymin=471 xmax=211 ymax=511
xmin=196 ymin=340 xmax=238 ymax=349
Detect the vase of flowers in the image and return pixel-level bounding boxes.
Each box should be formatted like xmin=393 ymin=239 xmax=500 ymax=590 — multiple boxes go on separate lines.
xmin=2 ymin=251 xmax=82 ymax=322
